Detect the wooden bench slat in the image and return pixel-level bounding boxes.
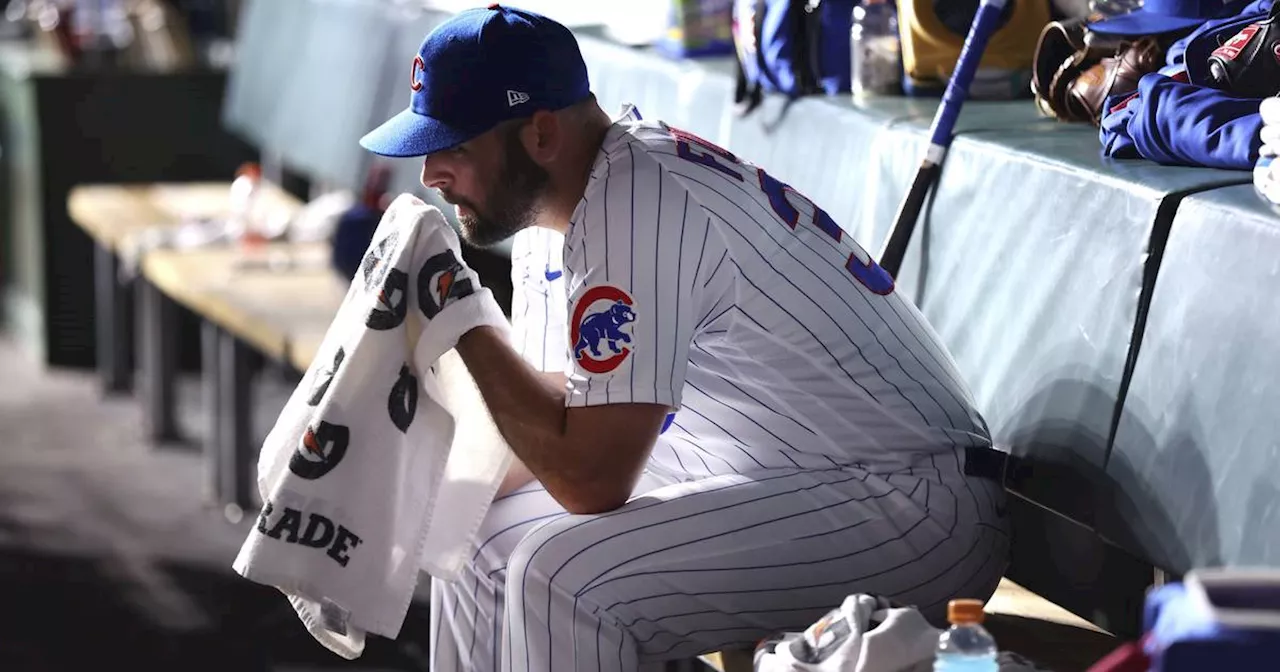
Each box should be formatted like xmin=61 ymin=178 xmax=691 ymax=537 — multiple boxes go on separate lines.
xmin=68 ymin=182 xmax=302 ymax=252
xmin=140 ymin=243 xmax=340 ymax=361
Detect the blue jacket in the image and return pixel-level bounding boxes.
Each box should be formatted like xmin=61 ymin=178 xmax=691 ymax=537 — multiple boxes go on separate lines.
xmin=1099 ymin=0 xmax=1271 ymax=170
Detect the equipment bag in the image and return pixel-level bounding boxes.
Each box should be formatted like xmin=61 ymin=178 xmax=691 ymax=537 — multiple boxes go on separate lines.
xmin=732 ymin=0 xmax=857 ymax=114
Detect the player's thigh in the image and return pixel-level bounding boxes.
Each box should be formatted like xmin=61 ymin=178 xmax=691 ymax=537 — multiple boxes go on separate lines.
xmin=506 ymin=465 xmax=1006 ymax=657
xmin=469 ymin=470 xmax=678 ymax=577
xmin=470 ymin=480 xmax=569 ymax=578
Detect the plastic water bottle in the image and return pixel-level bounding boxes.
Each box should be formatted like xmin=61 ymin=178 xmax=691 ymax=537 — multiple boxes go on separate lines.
xmin=850 ymin=0 xmax=901 ymax=98
xmin=228 ymin=162 xmax=265 ymax=247
xmin=934 ymin=599 xmax=998 ymax=672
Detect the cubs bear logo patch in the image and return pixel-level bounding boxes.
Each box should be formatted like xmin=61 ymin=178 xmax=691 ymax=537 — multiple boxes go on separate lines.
xmin=387 ymin=364 xmax=418 ymax=433
xmin=289 ymin=420 xmax=350 ymax=480
xmin=366 ymin=268 xmax=409 ymax=331
xmin=418 ymin=250 xmax=475 ymax=319
xmin=570 ymin=285 xmax=636 ymax=374
xmin=307 ymin=347 xmax=345 ymax=406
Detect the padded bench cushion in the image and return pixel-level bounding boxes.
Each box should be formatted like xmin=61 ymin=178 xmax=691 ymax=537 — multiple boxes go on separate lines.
xmin=873 ymin=104 xmax=1249 ymax=525
xmin=1103 ymin=185 xmax=1280 ymax=572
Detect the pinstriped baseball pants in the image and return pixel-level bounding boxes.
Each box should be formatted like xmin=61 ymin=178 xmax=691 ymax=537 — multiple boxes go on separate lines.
xmin=428 ymin=448 xmax=1009 ymax=672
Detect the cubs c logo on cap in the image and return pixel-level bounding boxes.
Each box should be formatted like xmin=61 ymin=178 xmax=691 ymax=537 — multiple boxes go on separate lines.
xmin=571 ymin=285 xmax=636 ymax=374
xmin=410 ymin=55 xmax=425 ymax=92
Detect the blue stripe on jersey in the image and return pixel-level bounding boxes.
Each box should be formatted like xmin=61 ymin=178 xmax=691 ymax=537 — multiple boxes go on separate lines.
xmin=629 ymin=144 xmax=639 ymax=395
xmin=725 ymin=265 xmax=883 ymax=404
xmin=677 ymin=403 xmax=769 ymax=470
xmin=702 ymin=250 xmax=728 ymax=289
xmin=604 ymin=154 xmax=612 ymax=405
xmin=695 ymin=297 xmax=735 ymax=333
xmin=721 ymin=218 xmax=959 ymax=429
xmin=665 ymin=166 xmax=980 ymax=438
xmin=669 ymin=421 xmax=737 ymax=474
xmin=576 ymin=470 xmax=880 ymax=591
xmin=682 ymin=378 xmax=801 ymax=463
xmin=559 ymin=470 xmax=884 ymax=596
xmin=672 ymin=193 xmax=686 ymax=403
xmin=516 ymin=468 xmax=846 ymax=668
xmin=658 ymin=161 xmax=982 ymax=439
xmin=688 ymin=343 xmax=816 ymax=438
xmin=661 ymin=439 xmax=689 ymax=474
xmin=539 ymin=242 xmax=548 ymax=371
xmin=556 ymin=114 xmax=993 ymax=476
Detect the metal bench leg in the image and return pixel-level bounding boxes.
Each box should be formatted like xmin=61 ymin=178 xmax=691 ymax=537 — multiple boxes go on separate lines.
xmin=216 ymin=329 xmax=255 ymax=512
xmin=94 ymin=243 xmax=133 ymax=394
xmin=136 ymin=279 xmax=180 ymax=442
xmin=201 ymin=320 xmax=224 ymax=504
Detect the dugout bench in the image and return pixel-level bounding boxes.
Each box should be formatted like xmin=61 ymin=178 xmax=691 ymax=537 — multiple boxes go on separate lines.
xmin=1099 ymin=186 xmax=1280 ymax=574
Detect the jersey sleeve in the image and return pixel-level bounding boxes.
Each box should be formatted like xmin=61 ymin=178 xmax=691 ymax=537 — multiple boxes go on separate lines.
xmin=1101 ymin=70 xmax=1264 ymax=170
xmin=508 ymin=227 xmax=569 ymax=373
xmin=562 ymin=143 xmax=711 ymax=409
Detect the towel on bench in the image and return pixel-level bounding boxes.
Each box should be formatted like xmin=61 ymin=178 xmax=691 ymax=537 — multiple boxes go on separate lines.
xmin=232 ymin=194 xmax=512 ymax=659
xmin=753 ymin=593 xmax=1052 ymax=671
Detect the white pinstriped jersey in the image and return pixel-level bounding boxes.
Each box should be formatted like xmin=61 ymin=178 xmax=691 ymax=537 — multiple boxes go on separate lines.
xmin=510 ymin=106 xmax=990 ymax=477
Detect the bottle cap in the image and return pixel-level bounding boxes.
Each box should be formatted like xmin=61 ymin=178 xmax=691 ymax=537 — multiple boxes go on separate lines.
xmin=235 ymin=162 xmax=262 ymax=181
xmin=947 ymin=598 xmax=986 ymax=624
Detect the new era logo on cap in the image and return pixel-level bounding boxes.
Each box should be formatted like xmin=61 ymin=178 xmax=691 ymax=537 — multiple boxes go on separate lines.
xmin=507 ymin=90 xmax=530 ymax=106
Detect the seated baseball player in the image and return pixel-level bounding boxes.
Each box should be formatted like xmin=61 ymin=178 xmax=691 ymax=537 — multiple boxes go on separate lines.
xmin=358 ymin=5 xmax=1010 ymax=671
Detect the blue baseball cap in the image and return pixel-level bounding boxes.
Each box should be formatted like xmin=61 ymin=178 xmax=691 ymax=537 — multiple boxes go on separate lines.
xmin=359 ymin=4 xmax=591 ymax=158
xmin=1087 ymin=0 xmax=1251 ymax=36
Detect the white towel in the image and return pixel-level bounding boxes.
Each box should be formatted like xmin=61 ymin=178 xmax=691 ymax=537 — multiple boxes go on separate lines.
xmin=232 ymin=194 xmax=513 ymax=659
xmin=753 ymin=594 xmax=1052 ymax=671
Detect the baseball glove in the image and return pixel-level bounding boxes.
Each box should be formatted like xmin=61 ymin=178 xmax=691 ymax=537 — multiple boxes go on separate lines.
xmin=1205 ymin=3 xmax=1280 ymax=98
xmin=1032 ymin=18 xmax=1167 ymax=126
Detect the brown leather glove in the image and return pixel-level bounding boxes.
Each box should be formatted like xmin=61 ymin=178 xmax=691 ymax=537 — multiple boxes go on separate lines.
xmin=1065 ymin=36 xmax=1166 ymax=126
xmin=1032 ymin=18 xmax=1165 ymax=127
xmin=1032 ymin=17 xmax=1090 ymax=114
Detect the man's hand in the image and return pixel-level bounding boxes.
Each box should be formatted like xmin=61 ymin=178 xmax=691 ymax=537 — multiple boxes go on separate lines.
xmin=456 ymin=326 xmax=668 ymax=514
xmin=409 ymin=204 xmax=511 ymax=366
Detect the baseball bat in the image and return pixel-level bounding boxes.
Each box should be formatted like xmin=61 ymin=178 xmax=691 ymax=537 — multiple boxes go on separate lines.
xmin=877 ymin=0 xmax=1010 ymax=278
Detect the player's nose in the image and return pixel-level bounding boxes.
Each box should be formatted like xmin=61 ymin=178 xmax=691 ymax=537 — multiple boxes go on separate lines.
xmin=419 ymin=154 xmax=453 ymax=191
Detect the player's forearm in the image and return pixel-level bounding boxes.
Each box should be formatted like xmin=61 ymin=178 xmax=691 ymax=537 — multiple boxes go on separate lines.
xmin=454 ymin=326 xmax=622 ymax=513
xmin=495 ymin=454 xmax=536 ymax=499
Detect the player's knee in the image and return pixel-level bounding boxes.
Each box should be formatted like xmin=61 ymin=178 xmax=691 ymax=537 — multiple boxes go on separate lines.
xmin=504 ymin=513 xmax=595 ymax=601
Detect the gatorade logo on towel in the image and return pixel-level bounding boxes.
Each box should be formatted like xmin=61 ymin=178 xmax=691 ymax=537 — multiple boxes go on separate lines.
xmin=254 ymin=500 xmax=364 ymax=568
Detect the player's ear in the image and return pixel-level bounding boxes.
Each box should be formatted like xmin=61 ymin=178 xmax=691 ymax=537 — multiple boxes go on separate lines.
xmin=525 ymin=109 xmax=561 ymax=165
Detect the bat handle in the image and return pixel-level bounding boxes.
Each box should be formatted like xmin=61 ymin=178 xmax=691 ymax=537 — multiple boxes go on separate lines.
xmin=927 ymin=0 xmax=1009 ymax=150
xmin=879 ymin=0 xmax=1008 ymax=278
xmin=880 ymin=162 xmax=940 ymax=278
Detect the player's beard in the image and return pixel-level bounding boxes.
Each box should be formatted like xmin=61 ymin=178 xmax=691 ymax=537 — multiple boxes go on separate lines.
xmin=453 ymin=123 xmax=550 ymax=248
